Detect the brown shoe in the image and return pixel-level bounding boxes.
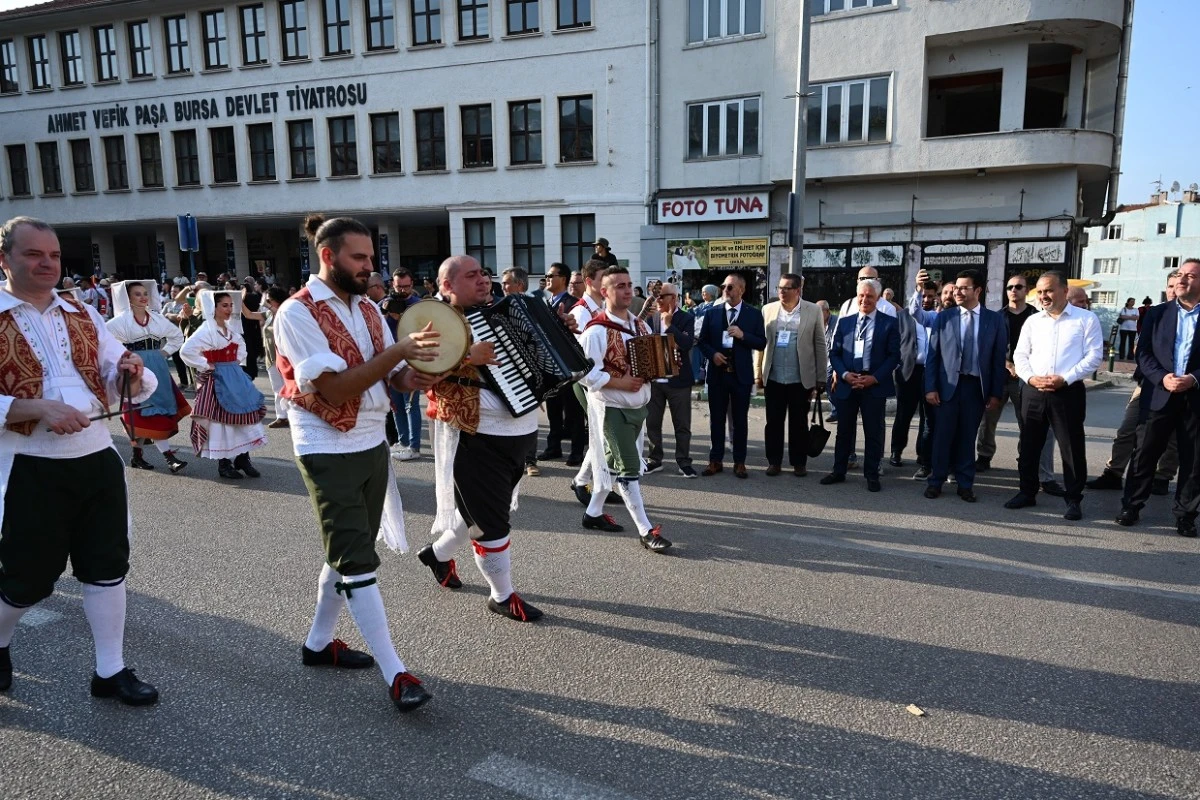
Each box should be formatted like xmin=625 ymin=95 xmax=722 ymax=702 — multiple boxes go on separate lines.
xmin=267 ymin=418 xmax=289 ymax=429
xmin=701 ymin=461 xmax=723 ymax=476
xmin=734 ymin=464 xmax=748 ymax=479
xmin=793 ymin=467 xmax=808 ymax=477
xmin=765 ymin=464 xmax=781 ymax=477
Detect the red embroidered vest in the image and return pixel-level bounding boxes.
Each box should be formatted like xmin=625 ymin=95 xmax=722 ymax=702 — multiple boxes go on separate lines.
xmin=0 ymin=296 xmax=108 ymax=435
xmin=586 ymin=312 xmax=650 ymax=379
xmin=277 ymin=288 xmax=387 ymax=432
xmin=426 ymin=359 xmax=482 ymax=435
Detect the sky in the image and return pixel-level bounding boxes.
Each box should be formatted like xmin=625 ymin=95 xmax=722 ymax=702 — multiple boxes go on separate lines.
xmin=0 ymin=0 xmax=1193 ymax=205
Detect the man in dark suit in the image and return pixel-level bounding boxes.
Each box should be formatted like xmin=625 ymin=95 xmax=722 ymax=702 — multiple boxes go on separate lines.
xmin=1118 ymin=258 xmax=1200 ymax=536
xmin=697 ymin=273 xmax=767 ymax=479
xmin=916 ymin=269 xmax=1008 ymax=502
xmin=538 ymin=262 xmax=586 ymax=465
xmin=821 ymin=280 xmax=900 ymax=491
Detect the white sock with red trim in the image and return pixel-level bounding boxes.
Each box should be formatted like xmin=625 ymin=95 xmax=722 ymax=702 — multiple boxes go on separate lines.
xmin=431 ymin=510 xmax=471 ymax=562
xmin=585 ymin=483 xmax=607 ymax=517
xmin=82 ymin=580 xmax=126 ymax=679
xmin=472 ymin=536 xmax=514 ymax=602
xmin=341 ymin=573 xmax=407 ymax=684
xmin=573 ymin=459 xmax=592 ymax=487
xmin=616 ymin=478 xmax=653 ymax=536
xmin=304 ymin=563 xmax=344 ymax=652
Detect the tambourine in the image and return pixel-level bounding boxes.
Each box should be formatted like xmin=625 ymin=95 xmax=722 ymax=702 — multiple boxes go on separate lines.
xmin=394 ymin=298 xmax=471 ymax=374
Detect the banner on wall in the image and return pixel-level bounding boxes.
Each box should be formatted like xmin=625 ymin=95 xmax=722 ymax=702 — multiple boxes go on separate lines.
xmin=667 ymin=238 xmax=769 ymax=271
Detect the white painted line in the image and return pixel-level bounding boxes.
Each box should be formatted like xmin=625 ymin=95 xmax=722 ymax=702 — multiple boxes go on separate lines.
xmin=19 ymin=608 xmax=64 ymax=627
xmin=467 ymin=753 xmax=639 ymax=800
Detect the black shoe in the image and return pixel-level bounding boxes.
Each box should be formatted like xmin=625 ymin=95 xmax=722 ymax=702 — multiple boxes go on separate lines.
xmin=234 ymin=453 xmax=261 ymax=478
xmin=1087 ymin=472 xmax=1124 ymax=491
xmin=164 ymin=451 xmax=188 ymax=474
xmin=819 ymin=473 xmax=846 ymax=485
xmin=1040 ymin=480 xmax=1066 ymax=498
xmin=913 ymin=466 xmax=931 ymax=480
xmin=583 ymin=513 xmax=624 ymax=532
xmin=1151 ymin=478 xmax=1171 ymax=496
xmin=974 ymin=458 xmax=991 ymax=473
xmin=888 ymin=453 xmax=903 ymax=468
xmin=390 ymin=671 xmax=432 ymax=712
xmin=644 ymin=460 xmax=664 ymax=475
xmin=564 ymin=455 xmax=584 ymax=468
xmin=1177 ymin=518 xmax=1198 ymax=538
xmin=218 ymin=459 xmax=242 ymax=479
xmin=1004 ymin=492 xmax=1037 ymax=510
xmin=1115 ymin=507 xmax=1140 ymax=526
xmin=923 ymin=485 xmax=941 ymax=499
xmin=302 ymin=639 xmax=374 ymax=669
xmin=488 ymin=593 xmax=543 ymax=622
xmin=0 ymin=646 xmax=10 ymax=691
xmin=957 ymin=487 xmax=977 ymax=503
xmin=1064 ymin=501 xmax=1082 ymax=521
xmin=605 ymin=491 xmax=622 ymax=504
xmin=640 ymin=525 xmax=672 ymax=553
xmin=678 ymin=464 xmax=699 ymax=479
xmin=537 ymin=449 xmax=563 ymax=461
xmin=129 ymin=453 xmax=155 ymax=470
xmin=571 ymin=481 xmax=591 ymax=506
xmin=90 ymin=667 xmax=159 ymax=706
xmin=417 ymin=544 xmax=462 ymax=589
xmin=866 ymin=478 xmax=882 ymax=492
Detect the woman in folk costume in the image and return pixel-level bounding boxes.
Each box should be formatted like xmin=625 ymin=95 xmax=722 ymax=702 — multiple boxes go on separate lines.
xmin=179 ymin=290 xmax=267 ymax=480
xmin=106 ymin=280 xmax=190 ymax=473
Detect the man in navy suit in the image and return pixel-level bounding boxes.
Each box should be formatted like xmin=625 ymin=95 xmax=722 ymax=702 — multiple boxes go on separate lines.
xmin=1118 ymin=258 xmax=1200 ymax=536
xmin=914 ymin=269 xmax=1007 ymax=502
xmin=696 ymin=273 xmax=766 ymax=479
xmin=821 ymin=280 xmax=900 ymax=491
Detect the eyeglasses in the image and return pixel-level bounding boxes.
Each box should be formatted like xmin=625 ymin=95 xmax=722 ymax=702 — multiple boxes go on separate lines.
xmin=1006 ymin=285 xmax=1026 ymax=291
xmin=777 ymin=285 xmax=799 ymax=292
xmin=953 ymin=285 xmax=976 ymax=293
xmin=722 ymin=285 xmax=737 ymax=291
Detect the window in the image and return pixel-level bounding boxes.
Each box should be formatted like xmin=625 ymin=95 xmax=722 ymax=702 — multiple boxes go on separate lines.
xmin=1165 ymin=256 xmax=1180 ymax=271
xmin=512 ymin=216 xmax=544 ymax=271
xmin=137 ymin=133 xmax=163 ymax=188
xmin=241 ymin=4 xmax=269 ymax=64
xmin=464 ymin=218 xmax=496 ymax=272
xmin=412 ymin=0 xmax=442 ymax=46
xmin=459 ymin=0 xmax=489 ymax=39
xmin=0 ymin=40 xmax=16 ymax=93
xmin=365 ymin=0 xmax=395 ymax=50
xmin=328 ymin=116 xmax=358 ymax=176
xmin=810 ymin=0 xmax=893 ymax=16
xmin=560 ymin=214 xmax=595 ymax=269
xmin=93 ymin=25 xmax=118 ymax=81
xmin=280 ymin=0 xmax=310 ymax=60
xmin=127 ymin=22 xmax=153 ymax=78
xmin=38 ymin=142 xmax=62 ymax=193
xmin=1024 ymin=43 xmax=1071 ymax=130
xmin=27 ymin=35 xmax=51 ymax=89
xmin=928 ymin=71 xmax=1002 ymax=137
xmin=1092 ymin=258 xmax=1119 ymax=275
xmin=173 ymin=130 xmax=200 ymax=186
xmin=324 ymin=0 xmax=352 ymax=55
xmin=370 ymin=112 xmax=403 ymax=173
xmin=288 ymin=120 xmax=317 ymax=178
xmin=557 ymin=0 xmax=591 ymax=28
xmin=558 ymin=95 xmax=593 ymax=162
xmin=1092 ymin=291 xmax=1116 ymax=306
xmin=806 ymin=76 xmax=889 ymax=147
xmin=1106 ymin=224 xmax=1123 ymax=240
xmin=1157 ymin=222 xmax=1169 ymax=235
xmin=461 ymin=104 xmax=493 ymax=168
xmin=415 ymin=108 xmax=446 ymax=170
xmin=6 ymin=145 xmax=30 ymax=196
xmin=507 ymin=0 xmax=539 ymax=34
xmin=70 ymin=139 xmax=95 ymax=192
xmin=687 ymin=0 xmax=761 ymax=42
xmin=102 ymin=136 xmax=128 ymax=190
xmin=211 ymin=127 xmax=238 ymax=183
xmin=248 ymin=123 xmax=276 ymax=180
xmin=165 ymin=16 xmax=191 ymax=74
xmin=60 ymin=31 xmax=84 ymax=85
xmin=688 ymin=96 xmax=761 ymax=158
xmin=508 ymin=100 xmax=542 ymax=165
xmin=202 ymin=10 xmax=230 ymax=69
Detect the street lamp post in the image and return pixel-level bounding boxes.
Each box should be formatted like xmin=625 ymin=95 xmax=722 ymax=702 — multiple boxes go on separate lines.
xmin=788 ymin=1 xmax=813 ymax=280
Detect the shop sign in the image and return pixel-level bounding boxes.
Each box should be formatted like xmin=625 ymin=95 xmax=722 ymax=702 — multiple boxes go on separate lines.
xmin=658 ymin=192 xmax=769 ymax=223
xmin=667 ymin=237 xmax=769 ymax=270
xmin=1007 ymin=241 xmax=1067 ymax=265
xmin=921 ymin=242 xmax=987 ymax=269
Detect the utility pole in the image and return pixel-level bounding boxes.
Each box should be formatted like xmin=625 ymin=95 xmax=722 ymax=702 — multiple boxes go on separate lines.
xmin=788 ymin=1 xmax=812 ymax=279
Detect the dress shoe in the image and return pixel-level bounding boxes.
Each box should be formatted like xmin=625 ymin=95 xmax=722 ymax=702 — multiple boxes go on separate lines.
xmin=888 ymin=453 xmax=903 ymax=468
xmin=640 ymin=525 xmax=672 ymax=553
xmin=1004 ymin=492 xmax=1037 ymax=510
xmin=1063 ymin=501 xmax=1082 ymax=521
xmin=974 ymin=458 xmax=991 ymax=473
xmin=644 ymin=460 xmax=664 ymax=474
xmin=390 ymin=671 xmax=432 ymax=712
xmin=819 ymin=473 xmax=846 ymax=485
xmin=417 ymin=544 xmax=462 ymax=589
xmin=164 ymin=451 xmax=188 ymax=474
xmin=1087 ymin=471 xmax=1123 ymax=491
xmin=1115 ymin=507 xmax=1140 ymax=526
xmin=1177 ymin=518 xmax=1198 ymax=538
xmin=1040 ymin=480 xmax=1066 ymax=497
xmin=234 ymin=453 xmax=261 ymax=478
xmin=765 ymin=464 xmax=782 ymax=477
xmin=537 ymin=449 xmax=563 ymax=461
xmin=217 ymin=458 xmax=243 ymax=479
xmin=564 ymin=455 xmax=584 ymax=468
xmin=957 ymin=487 xmax=977 ymax=503
xmin=302 ymin=639 xmax=374 ymax=669
xmin=1151 ymin=478 xmax=1171 ymax=496
xmin=793 ymin=467 xmax=807 ymax=477
xmin=733 ymin=464 xmax=748 ymax=479
xmin=267 ymin=418 xmax=290 ymax=429
xmin=866 ymin=478 xmax=882 ymax=492
xmin=525 ymin=463 xmax=541 ymax=477
xmin=488 ymin=593 xmax=543 ymax=622
xmin=605 ymin=490 xmax=622 ymax=504
xmin=129 ymin=453 xmax=155 ymax=470
xmin=571 ymin=481 xmax=591 ymax=506
xmin=701 ymin=461 xmax=724 ymax=476
xmin=90 ymin=667 xmax=159 ymax=706
xmin=583 ymin=513 xmax=624 ymax=532
xmin=0 ymin=646 xmax=11 ymax=691
xmin=913 ymin=466 xmax=931 ymax=480
xmin=923 ymin=485 xmax=941 ymax=499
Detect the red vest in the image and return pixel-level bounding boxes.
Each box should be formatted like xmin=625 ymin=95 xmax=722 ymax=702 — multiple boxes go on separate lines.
xmin=586 ymin=311 xmax=649 ymax=379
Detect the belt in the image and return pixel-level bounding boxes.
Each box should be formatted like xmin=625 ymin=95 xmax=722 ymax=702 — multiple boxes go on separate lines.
xmin=443 ymin=375 xmax=488 ymax=389
xmin=126 ymin=338 xmax=165 ymax=352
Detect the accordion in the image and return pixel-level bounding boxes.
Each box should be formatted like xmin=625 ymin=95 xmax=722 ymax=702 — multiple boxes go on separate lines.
xmin=465 ymin=295 xmax=594 ymax=417
xmin=627 ymin=334 xmax=682 ymax=380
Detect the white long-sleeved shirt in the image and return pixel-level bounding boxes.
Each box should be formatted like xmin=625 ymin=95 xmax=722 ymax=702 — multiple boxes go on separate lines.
xmin=107 ymin=311 xmax=185 ymax=355
xmin=1014 ymin=303 xmax=1103 ymax=386
xmin=579 ymin=311 xmax=652 ymax=409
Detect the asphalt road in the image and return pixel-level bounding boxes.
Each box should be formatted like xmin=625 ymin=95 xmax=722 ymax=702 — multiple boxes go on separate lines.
xmin=2 ymin=383 xmax=1198 ymax=800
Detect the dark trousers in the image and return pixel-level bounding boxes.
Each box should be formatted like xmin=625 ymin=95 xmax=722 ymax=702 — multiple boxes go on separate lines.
xmin=454 ymin=430 xmax=537 ymax=540
xmin=1018 ymin=382 xmax=1087 ymax=501
xmin=930 ymin=375 xmax=985 ymax=489
xmin=707 ymin=371 xmax=752 ymax=464
xmin=543 ymin=394 xmax=565 ymax=455
xmin=833 ymin=392 xmax=886 ymax=479
xmin=1123 ymin=393 xmax=1200 ymax=519
xmin=647 ymin=382 xmax=693 ymax=466
xmin=890 ymin=365 xmax=925 ymax=461
xmin=172 ymin=351 xmax=190 ymax=386
xmin=764 ymin=380 xmax=811 ymax=469
xmin=296 ymin=444 xmax=389 ymax=576
xmin=1119 ymin=330 xmax=1137 ymax=359
xmin=242 ymin=334 xmax=263 ymax=380
xmin=562 ymin=389 xmax=587 ymax=458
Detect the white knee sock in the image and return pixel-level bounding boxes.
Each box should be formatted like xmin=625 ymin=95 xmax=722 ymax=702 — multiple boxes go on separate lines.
xmin=82 ymin=581 xmax=126 ymax=679
xmin=585 ymin=486 xmax=606 ymax=517
xmin=573 ymin=459 xmax=593 ymax=486
xmin=341 ymin=573 xmax=406 ymax=684
xmin=431 ymin=510 xmax=471 ymax=562
xmin=616 ymin=479 xmax=653 ymax=536
xmin=154 ymin=440 xmax=173 ymax=454
xmin=304 ymin=563 xmax=345 ymax=652
xmin=0 ymin=597 xmax=32 ymax=648
xmin=472 ymin=536 xmax=514 ymax=602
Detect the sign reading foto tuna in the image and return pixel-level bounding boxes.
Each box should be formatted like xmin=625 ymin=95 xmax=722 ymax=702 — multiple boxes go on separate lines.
xmin=657 ymin=192 xmax=769 ymax=223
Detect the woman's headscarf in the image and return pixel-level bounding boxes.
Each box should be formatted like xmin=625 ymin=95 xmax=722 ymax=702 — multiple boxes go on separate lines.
xmin=196 ymin=289 xmax=244 ymax=336
xmin=110 ymin=280 xmax=162 ymax=318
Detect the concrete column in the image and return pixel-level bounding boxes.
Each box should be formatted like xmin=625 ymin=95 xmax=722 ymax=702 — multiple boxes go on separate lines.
xmin=224 ymin=222 xmax=248 ymax=278
xmin=999 ymin=42 xmax=1029 ymax=132
xmin=377 ymin=219 xmax=400 ymax=277
xmin=156 ymin=224 xmax=183 ymax=278
xmin=1065 ymin=51 xmax=1086 ymax=129
xmin=90 ymin=231 xmax=115 ymax=278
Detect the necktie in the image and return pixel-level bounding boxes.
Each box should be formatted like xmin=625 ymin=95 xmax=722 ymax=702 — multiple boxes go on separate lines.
xmin=727 ymin=306 xmax=738 ymax=327
xmin=962 ymin=309 xmax=977 ymax=376
xmin=856 ymin=315 xmax=871 ymax=371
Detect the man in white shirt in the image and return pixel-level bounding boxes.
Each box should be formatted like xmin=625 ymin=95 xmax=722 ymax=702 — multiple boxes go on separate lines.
xmin=1006 ymin=271 xmax=1103 ymax=520
xmin=568 ymin=259 xmax=613 ymax=503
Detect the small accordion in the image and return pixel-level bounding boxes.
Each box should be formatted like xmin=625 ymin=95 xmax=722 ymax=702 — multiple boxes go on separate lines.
xmin=627 ymin=334 xmax=682 ymax=380
xmin=466 ymin=295 xmax=594 ymax=417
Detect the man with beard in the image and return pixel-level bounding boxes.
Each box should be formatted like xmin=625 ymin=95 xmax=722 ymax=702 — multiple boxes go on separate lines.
xmin=274 ymin=214 xmax=439 ymax=711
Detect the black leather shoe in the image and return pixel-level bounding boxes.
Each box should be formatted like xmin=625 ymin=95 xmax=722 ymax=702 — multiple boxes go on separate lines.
xmin=564 ymin=455 xmax=584 ymax=468
xmin=866 ymin=478 xmax=882 ymax=492
xmin=923 ymin=485 xmax=941 ymax=499
xmin=1064 ymin=501 xmax=1082 ymax=521
xmin=640 ymin=525 xmax=672 ymax=553
xmin=302 ymin=639 xmax=374 ymax=669
xmin=1087 ymin=472 xmax=1124 ymax=491
xmin=605 ymin=491 xmax=622 ymax=504
xmin=129 ymin=453 xmax=155 ymax=470
xmin=488 ymin=593 xmax=544 ymax=622
xmin=957 ymin=487 xmax=977 ymax=503
xmin=0 ymin=646 xmax=11 ymax=692
xmin=1115 ymin=507 xmax=1140 ymax=527
xmin=90 ymin=667 xmax=159 ymax=706
xmin=218 ymin=459 xmax=243 ymax=479
xmin=1152 ymin=478 xmax=1171 ymax=496
xmin=913 ymin=466 xmax=931 ymax=480
xmin=819 ymin=473 xmax=846 ymax=485
xmin=888 ymin=453 xmax=903 ymax=467
xmin=417 ymin=545 xmax=462 ymax=589
xmin=1004 ymin=492 xmax=1037 ymax=510
xmin=164 ymin=451 xmax=188 ymax=474
xmin=974 ymin=458 xmax=991 ymax=473
xmin=390 ymin=672 xmax=432 ymax=712
xmin=571 ymin=481 xmax=591 ymax=506
xmin=1040 ymin=480 xmax=1066 ymax=497
xmin=583 ymin=513 xmax=624 ymax=532
xmin=537 ymin=449 xmax=563 ymax=461
xmin=1177 ymin=518 xmax=1198 ymax=538
xmin=234 ymin=453 xmax=261 ymax=478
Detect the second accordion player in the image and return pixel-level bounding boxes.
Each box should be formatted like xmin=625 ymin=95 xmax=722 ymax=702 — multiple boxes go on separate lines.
xmin=626 ymin=333 xmax=682 ymax=380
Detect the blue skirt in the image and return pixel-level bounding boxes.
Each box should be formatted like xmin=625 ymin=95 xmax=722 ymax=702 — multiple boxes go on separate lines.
xmin=139 ymin=350 xmax=179 ymax=417
xmin=213 ymin=361 xmax=265 ymax=415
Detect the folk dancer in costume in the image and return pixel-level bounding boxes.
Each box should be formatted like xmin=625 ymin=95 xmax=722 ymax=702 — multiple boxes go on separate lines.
xmin=568 ymin=258 xmax=621 ymax=506
xmin=416 ymin=255 xmax=547 ymax=622
xmin=578 ymin=266 xmax=672 ymax=552
xmin=179 ymin=290 xmax=267 ymax=480
xmin=107 ymin=280 xmax=191 ymax=473
xmin=274 ymin=215 xmax=438 ymax=711
xmin=0 ymin=217 xmax=160 ymax=704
